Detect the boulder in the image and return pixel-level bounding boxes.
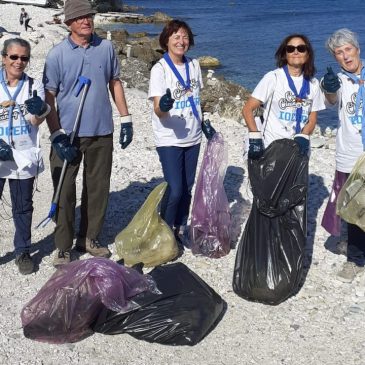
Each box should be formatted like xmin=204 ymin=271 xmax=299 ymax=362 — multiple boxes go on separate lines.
xmin=198 ymin=56 xmax=220 ymax=68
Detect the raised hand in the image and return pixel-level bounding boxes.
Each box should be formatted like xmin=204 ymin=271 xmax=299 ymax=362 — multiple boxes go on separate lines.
xmin=321 ymin=66 xmax=341 ymax=93
xmin=25 ymin=90 xmax=49 ymax=116
xmin=159 ymin=88 xmax=175 ymax=112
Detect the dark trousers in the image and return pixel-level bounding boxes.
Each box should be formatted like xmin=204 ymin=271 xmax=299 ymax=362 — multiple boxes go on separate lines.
xmin=0 ymin=177 xmax=34 ymax=255
xmin=50 ymin=135 xmax=113 ymax=251
xmin=344 ymin=173 xmax=365 ymax=266
xmin=24 ymin=19 xmax=33 ymax=31
xmin=347 ymin=223 xmax=365 ymax=266
xmin=157 ymin=144 xmax=200 ymax=228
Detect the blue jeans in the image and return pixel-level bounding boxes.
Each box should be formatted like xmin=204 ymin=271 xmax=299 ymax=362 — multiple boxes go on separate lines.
xmin=0 ymin=177 xmax=34 ymax=255
xmin=157 ymin=144 xmax=200 ymax=228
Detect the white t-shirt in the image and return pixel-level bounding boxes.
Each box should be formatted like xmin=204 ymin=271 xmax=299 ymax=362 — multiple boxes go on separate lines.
xmin=148 ymin=57 xmax=203 ymax=147
xmin=333 ymin=72 xmax=364 ymax=173
xmin=0 ymin=77 xmax=44 ymax=179
xmin=252 ymin=68 xmax=325 ymax=147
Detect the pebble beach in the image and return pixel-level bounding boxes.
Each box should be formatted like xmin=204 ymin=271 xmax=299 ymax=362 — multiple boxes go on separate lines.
xmin=0 ymin=4 xmax=365 ymax=365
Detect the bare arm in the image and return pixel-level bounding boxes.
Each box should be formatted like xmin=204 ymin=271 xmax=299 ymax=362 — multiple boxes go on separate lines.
xmin=323 ymin=92 xmax=338 ymax=105
xmin=301 ymin=111 xmax=317 ymax=135
xmin=45 ymin=89 xmax=62 ymax=134
xmin=109 ymin=78 xmax=129 ymax=117
xmin=242 ymin=96 xmax=262 ymax=132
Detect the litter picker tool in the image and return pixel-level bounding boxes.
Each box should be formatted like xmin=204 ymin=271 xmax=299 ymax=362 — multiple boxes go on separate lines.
xmin=35 ymin=76 xmax=91 ymax=229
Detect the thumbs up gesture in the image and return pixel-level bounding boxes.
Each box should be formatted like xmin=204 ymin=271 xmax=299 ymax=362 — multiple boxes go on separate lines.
xmin=25 ymin=90 xmax=49 ymax=117
xmin=321 ymin=66 xmax=341 ymax=93
xmin=159 ymin=88 xmax=175 ymax=112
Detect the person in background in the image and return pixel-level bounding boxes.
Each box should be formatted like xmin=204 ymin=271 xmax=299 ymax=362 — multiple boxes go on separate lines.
xmin=242 ymin=33 xmax=325 ymax=159
xmin=19 ymin=8 xmax=34 ymax=32
xmin=43 ymin=0 xmax=133 ymax=267
xmin=148 ymin=19 xmax=216 ymax=249
xmin=321 ymin=28 xmax=365 ymax=283
xmin=0 ymin=38 xmax=50 ymax=274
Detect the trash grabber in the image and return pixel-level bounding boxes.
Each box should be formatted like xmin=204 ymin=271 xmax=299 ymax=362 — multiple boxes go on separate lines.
xmin=35 ymin=76 xmax=91 ymax=229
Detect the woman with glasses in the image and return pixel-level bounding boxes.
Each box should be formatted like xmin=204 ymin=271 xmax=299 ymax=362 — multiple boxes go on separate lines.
xmin=0 ymin=38 xmax=50 ymax=274
xmin=242 ymin=34 xmax=325 ymax=158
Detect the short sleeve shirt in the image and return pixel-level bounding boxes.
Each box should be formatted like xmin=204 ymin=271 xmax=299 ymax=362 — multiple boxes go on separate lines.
xmin=148 ymin=57 xmax=203 ymax=147
xmin=252 ymin=68 xmax=325 ymax=147
xmin=43 ymin=34 xmax=120 ymax=137
xmin=334 ymin=72 xmax=363 ymax=173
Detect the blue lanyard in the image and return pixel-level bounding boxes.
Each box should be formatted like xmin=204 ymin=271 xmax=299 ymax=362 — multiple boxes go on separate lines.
xmin=0 ymin=68 xmax=26 ymax=146
xmin=283 ymin=65 xmax=310 ymax=134
xmin=163 ymin=53 xmax=201 ymax=122
xmin=341 ymin=62 xmax=365 ymax=149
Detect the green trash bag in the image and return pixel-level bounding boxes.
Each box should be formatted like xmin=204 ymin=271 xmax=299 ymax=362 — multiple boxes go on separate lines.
xmin=337 ymin=153 xmax=365 ymax=231
xmin=115 ymin=182 xmax=179 ymax=267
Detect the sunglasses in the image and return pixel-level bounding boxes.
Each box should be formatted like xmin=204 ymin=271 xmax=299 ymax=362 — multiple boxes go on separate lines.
xmin=5 ymin=54 xmax=30 ymax=62
xmin=285 ymin=45 xmax=307 ymax=53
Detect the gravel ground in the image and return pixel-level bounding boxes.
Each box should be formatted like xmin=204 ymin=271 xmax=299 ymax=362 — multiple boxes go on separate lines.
xmin=1 ymin=4 xmax=365 ymax=365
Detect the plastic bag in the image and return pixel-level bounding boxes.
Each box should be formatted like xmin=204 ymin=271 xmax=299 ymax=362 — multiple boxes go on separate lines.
xmin=233 ymin=139 xmax=308 ymax=305
xmin=337 ymin=153 xmax=365 ymax=231
xmin=93 ymin=262 xmax=226 ymax=346
xmin=321 ymin=170 xmax=348 ymax=236
xmin=115 ymin=182 xmax=179 ymax=267
xmin=21 ymin=258 xmax=156 ymax=344
xmin=190 ymin=132 xmax=231 ymax=258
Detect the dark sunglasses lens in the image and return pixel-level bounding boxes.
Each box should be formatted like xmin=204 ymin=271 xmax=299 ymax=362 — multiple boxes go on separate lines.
xmin=297 ymin=45 xmax=307 ymax=53
xmin=286 ymin=45 xmax=307 ymax=53
xmin=9 ymin=55 xmax=29 ymax=61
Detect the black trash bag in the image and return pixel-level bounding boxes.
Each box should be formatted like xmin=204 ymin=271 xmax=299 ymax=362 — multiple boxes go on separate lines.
xmin=93 ymin=262 xmax=226 ymax=346
xmin=233 ymin=138 xmax=308 ymax=305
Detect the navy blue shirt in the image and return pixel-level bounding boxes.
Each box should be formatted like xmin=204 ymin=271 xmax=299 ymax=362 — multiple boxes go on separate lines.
xmin=43 ymin=34 xmax=120 ymax=136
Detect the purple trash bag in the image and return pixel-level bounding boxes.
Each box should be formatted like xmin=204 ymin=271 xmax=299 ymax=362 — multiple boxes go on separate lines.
xmin=21 ymin=257 xmax=156 ymax=344
xmin=321 ymin=170 xmax=348 ymax=236
xmin=190 ymin=132 xmax=231 ymax=258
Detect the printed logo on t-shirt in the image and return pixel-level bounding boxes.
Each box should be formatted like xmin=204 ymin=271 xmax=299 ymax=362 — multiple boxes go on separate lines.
xmin=173 ymin=78 xmax=200 ymax=111
xmin=346 ymin=92 xmax=363 ymax=127
xmin=277 ymin=91 xmax=312 ymax=126
xmin=0 ymin=104 xmax=32 ymax=149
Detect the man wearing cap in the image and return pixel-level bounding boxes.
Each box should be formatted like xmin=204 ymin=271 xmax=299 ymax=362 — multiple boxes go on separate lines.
xmin=43 ymin=0 xmax=133 ymax=267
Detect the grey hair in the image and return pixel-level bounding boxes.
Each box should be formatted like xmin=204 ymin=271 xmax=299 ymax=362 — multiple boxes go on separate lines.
xmin=325 ymin=28 xmax=360 ymax=55
xmin=1 ymin=38 xmax=31 ymax=57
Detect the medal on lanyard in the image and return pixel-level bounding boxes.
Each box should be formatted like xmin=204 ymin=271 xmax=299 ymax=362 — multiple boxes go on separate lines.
xmin=163 ymin=53 xmax=201 ymax=121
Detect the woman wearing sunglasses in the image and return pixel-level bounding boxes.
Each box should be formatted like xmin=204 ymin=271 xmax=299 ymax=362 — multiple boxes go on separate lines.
xmin=0 ymin=38 xmax=50 ymax=275
xmin=242 ymin=34 xmax=325 ymax=158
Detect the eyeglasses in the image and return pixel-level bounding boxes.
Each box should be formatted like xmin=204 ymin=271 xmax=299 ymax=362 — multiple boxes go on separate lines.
xmin=5 ymin=54 xmax=30 ymax=62
xmin=286 ymin=45 xmax=307 ymax=53
xmin=75 ymin=14 xmax=95 ymax=23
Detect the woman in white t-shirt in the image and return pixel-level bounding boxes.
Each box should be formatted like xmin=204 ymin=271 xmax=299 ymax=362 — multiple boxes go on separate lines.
xmin=242 ymin=34 xmax=325 ymax=158
xmin=0 ymin=38 xmax=50 ymax=274
xmin=321 ymin=28 xmax=365 ymax=283
xmin=148 ymin=19 xmax=215 ymax=248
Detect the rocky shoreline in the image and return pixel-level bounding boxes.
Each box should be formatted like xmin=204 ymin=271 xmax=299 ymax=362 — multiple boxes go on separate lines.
xmin=1 ymin=4 xmax=364 ymax=365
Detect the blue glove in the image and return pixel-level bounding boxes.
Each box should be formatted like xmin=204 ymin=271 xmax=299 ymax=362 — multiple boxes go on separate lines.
xmin=51 ymin=131 xmax=78 ymax=163
xmin=159 ymin=88 xmax=175 ymax=112
xmin=247 ymin=132 xmax=264 ymax=160
xmin=119 ymin=119 xmax=133 ymax=149
xmin=25 ymin=90 xmax=49 ymax=116
xmin=321 ymin=67 xmax=340 ymax=93
xmin=201 ymin=119 xmax=216 ymax=140
xmin=294 ymin=134 xmax=310 ymax=156
xmin=0 ymin=139 xmax=13 ymax=161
